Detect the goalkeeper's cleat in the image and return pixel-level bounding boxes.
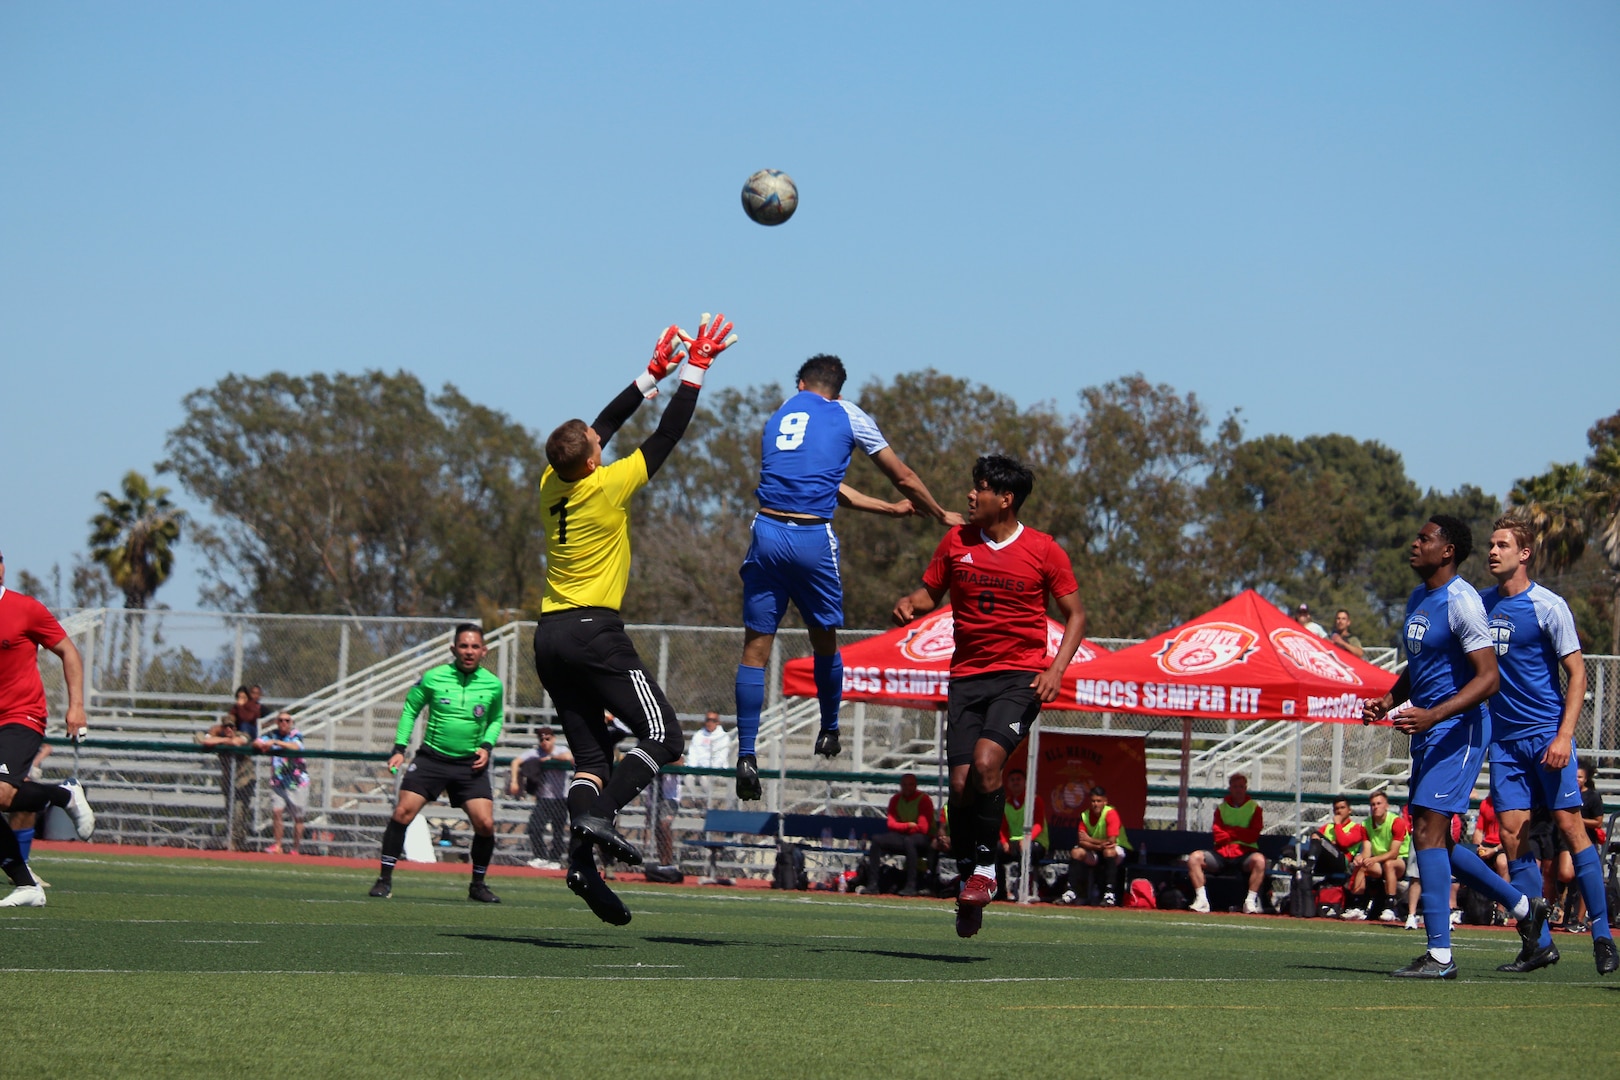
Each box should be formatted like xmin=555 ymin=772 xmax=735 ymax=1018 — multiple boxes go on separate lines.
xmin=735 ymin=754 xmax=763 ymax=801
xmin=814 ymin=729 xmax=842 ymax=758
xmin=0 ymin=883 xmax=47 ymax=908
xmin=467 ymin=882 xmax=500 ymax=903
xmin=568 ymin=864 xmax=632 ymax=926
xmin=572 ymin=815 xmax=643 ymax=866
xmin=63 ymin=780 xmax=96 ymax=841
xmin=368 ymin=878 xmax=392 ymax=898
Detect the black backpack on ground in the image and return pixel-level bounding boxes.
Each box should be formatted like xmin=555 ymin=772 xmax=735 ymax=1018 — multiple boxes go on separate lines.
xmin=1288 ymin=869 xmax=1316 ymax=918
xmin=772 ymin=842 xmax=809 ymax=891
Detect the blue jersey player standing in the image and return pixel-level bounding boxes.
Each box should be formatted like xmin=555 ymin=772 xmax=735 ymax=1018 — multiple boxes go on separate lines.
xmin=1363 ymin=515 xmax=1548 ymax=979
xmin=732 ymin=354 xmax=960 ymax=800
xmin=1480 ymin=516 xmax=1615 ymax=975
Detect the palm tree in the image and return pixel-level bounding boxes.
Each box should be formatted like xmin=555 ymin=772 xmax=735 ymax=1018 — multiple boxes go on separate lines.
xmin=89 ymin=471 xmax=186 ymax=693
xmin=1584 ymin=423 xmax=1620 ymax=655
xmin=1508 ymin=463 xmax=1589 ymax=576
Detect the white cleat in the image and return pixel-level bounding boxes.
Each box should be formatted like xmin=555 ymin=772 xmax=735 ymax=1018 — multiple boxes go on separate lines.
xmin=1340 ymin=907 xmax=1368 ymax=921
xmin=0 ymin=883 xmax=47 ymax=908
xmin=1404 ymin=914 xmax=1421 ymax=930
xmin=1242 ymin=896 xmax=1264 ymax=915
xmin=63 ymin=781 xmax=96 ymax=840
xmin=1378 ymin=908 xmax=1398 ymax=923
xmin=1190 ymin=895 xmax=1211 ymax=914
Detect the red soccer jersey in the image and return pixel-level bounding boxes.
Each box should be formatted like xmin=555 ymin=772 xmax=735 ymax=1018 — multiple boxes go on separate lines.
xmin=921 ymin=524 xmax=1078 ymax=678
xmin=0 ymin=588 xmax=66 ymax=732
xmin=1476 ymin=798 xmax=1501 ymax=846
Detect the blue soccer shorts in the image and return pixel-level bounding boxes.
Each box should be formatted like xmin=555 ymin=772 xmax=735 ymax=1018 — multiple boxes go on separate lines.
xmin=1408 ymin=716 xmax=1489 ymax=815
xmin=1489 ymin=734 xmax=1583 ymax=813
xmin=739 ymin=515 xmax=844 ymax=633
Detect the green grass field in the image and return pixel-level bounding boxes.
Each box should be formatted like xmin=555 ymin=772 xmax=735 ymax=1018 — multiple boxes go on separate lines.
xmin=7 ymin=851 xmax=1617 ymax=1079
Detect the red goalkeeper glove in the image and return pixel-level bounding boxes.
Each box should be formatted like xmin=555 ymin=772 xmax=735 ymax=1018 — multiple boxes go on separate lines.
xmin=635 ymin=325 xmax=693 ymax=398
xmin=680 ymin=312 xmax=738 ymax=387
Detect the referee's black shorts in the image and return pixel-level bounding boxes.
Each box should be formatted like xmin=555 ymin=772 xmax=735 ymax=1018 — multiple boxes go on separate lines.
xmin=399 ymin=747 xmax=493 ymax=808
xmin=533 ymin=607 xmax=683 ymax=779
xmin=945 ymin=670 xmax=1040 ymax=767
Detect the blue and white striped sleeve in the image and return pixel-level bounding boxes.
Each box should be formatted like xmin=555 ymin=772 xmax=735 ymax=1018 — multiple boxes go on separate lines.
xmin=1448 ymin=580 xmax=1493 ymax=653
xmin=1531 ymin=585 xmax=1582 ymax=658
xmin=837 ymin=400 xmax=890 ymax=456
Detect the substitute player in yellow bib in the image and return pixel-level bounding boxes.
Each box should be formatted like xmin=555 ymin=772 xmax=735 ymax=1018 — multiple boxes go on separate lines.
xmin=534 ymin=314 xmax=738 ymax=926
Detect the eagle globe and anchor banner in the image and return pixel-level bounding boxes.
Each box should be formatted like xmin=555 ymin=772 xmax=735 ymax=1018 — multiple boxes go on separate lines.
xmin=779 ymin=604 xmax=1111 ymax=711
xmin=1063 ymin=589 xmax=1398 ymax=722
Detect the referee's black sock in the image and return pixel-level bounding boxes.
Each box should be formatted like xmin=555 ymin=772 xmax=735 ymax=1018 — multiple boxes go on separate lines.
xmin=0 ymin=820 xmax=32 ymax=887
xmin=470 ymin=834 xmax=495 ymax=883
xmin=594 ymin=744 xmax=674 ymax=817
xmin=379 ymin=819 xmax=407 ymax=881
xmin=7 ymin=782 xmax=72 ymax=814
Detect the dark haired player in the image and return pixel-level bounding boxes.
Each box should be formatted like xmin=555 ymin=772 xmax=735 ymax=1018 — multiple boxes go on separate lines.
xmin=370 ymin=623 xmax=505 ymax=902
xmin=731 ymin=353 xmax=959 ymax=799
xmin=1363 ymin=515 xmax=1547 ymax=978
xmin=534 ymin=316 xmax=736 ymax=925
xmin=0 ymin=549 xmax=95 ymax=908
xmin=1479 ymin=516 xmax=1615 ymax=974
xmin=893 ymin=455 xmax=1086 ymax=938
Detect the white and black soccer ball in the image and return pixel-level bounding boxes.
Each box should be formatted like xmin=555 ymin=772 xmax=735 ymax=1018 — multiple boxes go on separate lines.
xmin=740 ymin=169 xmax=798 ymax=226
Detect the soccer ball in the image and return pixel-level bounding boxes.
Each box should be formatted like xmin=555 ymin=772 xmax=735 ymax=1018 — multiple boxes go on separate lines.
xmin=741 ymin=169 xmax=798 ymax=226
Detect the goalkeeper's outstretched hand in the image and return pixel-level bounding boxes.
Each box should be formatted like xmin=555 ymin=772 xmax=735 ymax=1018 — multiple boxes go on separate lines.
xmin=635 ymin=325 xmax=693 ymax=398
xmin=681 ymin=312 xmax=738 ymax=386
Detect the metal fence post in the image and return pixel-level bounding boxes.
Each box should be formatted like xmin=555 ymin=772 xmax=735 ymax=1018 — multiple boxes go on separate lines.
xmin=231 ymin=620 xmax=244 ymax=696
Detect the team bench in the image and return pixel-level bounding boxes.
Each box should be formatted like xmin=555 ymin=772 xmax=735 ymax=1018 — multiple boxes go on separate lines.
xmin=681 ymin=809 xmax=889 ymax=882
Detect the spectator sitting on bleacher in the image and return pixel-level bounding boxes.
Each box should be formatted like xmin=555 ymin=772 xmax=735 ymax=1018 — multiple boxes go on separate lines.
xmin=998 ymin=769 xmax=1047 ymax=901
xmin=1062 ymin=785 xmax=1128 ymax=906
xmin=1359 ymin=791 xmax=1409 ymax=922
xmin=1313 ymin=796 xmax=1371 ymax=919
xmin=685 ymin=710 xmax=734 ymax=809
xmin=1187 ymin=773 xmax=1266 ymax=914
xmin=864 ymin=773 xmax=934 ymax=897
xmin=1471 ymin=796 xmax=1510 ymax=883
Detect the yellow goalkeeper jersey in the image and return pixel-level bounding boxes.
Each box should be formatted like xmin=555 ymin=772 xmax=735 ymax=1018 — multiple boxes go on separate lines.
xmin=539 ymin=450 xmax=649 ymax=612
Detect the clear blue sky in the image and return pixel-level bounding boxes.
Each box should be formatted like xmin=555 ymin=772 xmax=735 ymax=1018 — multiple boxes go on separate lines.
xmin=3 ymin=3 xmax=1616 ymax=608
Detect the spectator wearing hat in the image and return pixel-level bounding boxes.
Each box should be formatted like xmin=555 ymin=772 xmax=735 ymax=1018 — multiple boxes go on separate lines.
xmin=1294 ymin=604 xmax=1328 ymax=639
xmin=509 ymin=727 xmax=573 ymax=869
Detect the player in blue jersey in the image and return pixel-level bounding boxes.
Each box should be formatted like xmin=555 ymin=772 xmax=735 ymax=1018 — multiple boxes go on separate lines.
xmin=1480 ymin=516 xmax=1615 ymax=975
xmin=731 ymin=354 xmax=960 ymax=800
xmin=1363 ymin=515 xmax=1548 ymax=979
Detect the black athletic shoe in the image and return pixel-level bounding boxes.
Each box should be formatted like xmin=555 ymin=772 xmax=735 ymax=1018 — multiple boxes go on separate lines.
xmin=1390 ymin=952 xmax=1457 ymax=979
xmin=567 ymin=865 xmax=632 ymax=926
xmin=814 ymin=729 xmax=841 ymax=757
xmin=1596 ymin=936 xmax=1619 ymax=976
xmin=955 ymin=898 xmax=984 ymax=939
xmin=1515 ymin=898 xmax=1551 ymax=959
xmin=735 ymin=754 xmax=763 ymax=801
xmin=572 ymin=814 xmax=643 ymax=866
xmin=468 ymin=881 xmax=500 ymax=903
xmin=368 ymin=878 xmax=392 ymax=898
xmin=1496 ymin=943 xmax=1559 ymax=972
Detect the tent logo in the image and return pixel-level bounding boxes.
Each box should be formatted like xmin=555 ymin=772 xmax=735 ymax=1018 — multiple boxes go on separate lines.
xmin=1154 ymin=622 xmax=1258 ymax=676
xmin=899 ymin=610 xmax=958 ymax=663
xmin=1269 ymin=627 xmax=1363 ymax=686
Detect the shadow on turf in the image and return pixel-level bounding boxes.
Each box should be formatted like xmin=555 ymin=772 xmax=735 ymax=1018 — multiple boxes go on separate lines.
xmin=641 ymin=935 xmax=751 ymax=948
xmin=444 ymin=933 xmax=629 ymax=951
xmin=1287 ymin=963 xmax=1399 ymax=976
xmin=808 ymin=947 xmax=989 ymax=965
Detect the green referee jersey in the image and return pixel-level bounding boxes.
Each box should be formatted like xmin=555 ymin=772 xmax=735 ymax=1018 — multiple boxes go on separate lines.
xmin=395 ymin=663 xmax=505 ymax=761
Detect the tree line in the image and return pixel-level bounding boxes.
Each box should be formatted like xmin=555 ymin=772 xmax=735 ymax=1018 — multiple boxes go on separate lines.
xmin=24 ymin=368 xmax=1620 ymax=653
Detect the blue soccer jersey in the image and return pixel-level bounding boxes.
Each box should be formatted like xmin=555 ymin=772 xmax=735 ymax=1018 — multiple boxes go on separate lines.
xmin=754 ymin=391 xmax=888 ymax=519
xmin=1403 ymin=576 xmax=1493 ymax=739
xmin=1481 ymin=583 xmax=1580 ymax=742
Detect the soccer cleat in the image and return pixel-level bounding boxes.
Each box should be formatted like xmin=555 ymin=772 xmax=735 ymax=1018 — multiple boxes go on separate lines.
xmin=0 ymin=883 xmax=47 ymax=908
xmin=954 ymin=898 xmax=984 ymax=938
xmin=1102 ymin=891 xmax=1118 ymax=907
xmin=1390 ymin=952 xmax=1457 ymax=979
xmin=368 ymin=878 xmax=392 ymax=898
xmin=1340 ymin=907 xmax=1367 ymax=921
xmin=467 ymin=881 xmax=500 ymax=903
xmin=1515 ymin=898 xmax=1550 ymax=959
xmin=1058 ymin=890 xmax=1079 ymax=906
xmin=735 ymin=754 xmax=763 ymax=801
xmin=813 ymin=729 xmax=841 ymax=757
xmin=1404 ymin=914 xmax=1421 ymax=930
xmin=1190 ymin=895 xmax=1211 ymax=914
xmin=572 ymin=814 xmax=643 ymax=866
xmin=1596 ymin=937 xmax=1619 ymax=976
xmin=1244 ymin=895 xmax=1265 ymax=915
xmin=1496 ymin=943 xmax=1559 ymax=973
xmin=1449 ymin=909 xmax=1462 ymax=927
xmin=567 ymin=865 xmax=632 ymax=926
xmin=959 ymin=873 xmax=996 ymax=908
xmin=63 ymin=780 xmax=96 ymax=840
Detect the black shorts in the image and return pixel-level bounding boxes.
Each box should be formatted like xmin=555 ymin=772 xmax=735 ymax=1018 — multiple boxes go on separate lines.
xmin=533 ymin=608 xmax=682 ymax=779
xmin=945 ymin=670 xmax=1040 ymax=767
xmin=1526 ymin=811 xmax=1558 ymax=861
xmin=0 ymin=723 xmax=44 ymax=789
xmin=399 ymin=749 xmax=493 ymax=808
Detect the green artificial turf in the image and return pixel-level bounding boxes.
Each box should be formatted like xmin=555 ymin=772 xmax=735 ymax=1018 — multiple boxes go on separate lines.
xmin=6 ymin=853 xmax=1617 ymax=1079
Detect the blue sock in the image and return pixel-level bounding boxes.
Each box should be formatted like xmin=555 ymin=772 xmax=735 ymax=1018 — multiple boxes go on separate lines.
xmin=1508 ymin=855 xmax=1552 ymax=948
xmin=1573 ymin=845 xmax=1614 ymax=942
xmin=1451 ymin=844 xmax=1526 ymax=912
xmin=734 ymin=664 xmax=766 ymax=758
xmin=1416 ymin=847 xmax=1453 ymax=953
xmin=15 ymin=827 xmax=33 ymax=864
xmin=812 ymin=652 xmax=843 ymax=732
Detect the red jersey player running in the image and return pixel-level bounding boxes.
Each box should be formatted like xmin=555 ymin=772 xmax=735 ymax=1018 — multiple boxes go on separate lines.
xmin=892 ymin=455 xmax=1086 ymax=938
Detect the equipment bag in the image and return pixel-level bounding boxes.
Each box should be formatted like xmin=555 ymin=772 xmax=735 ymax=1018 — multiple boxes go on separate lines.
xmin=1288 ymin=869 xmax=1317 ymax=918
xmin=772 ymin=842 xmax=809 ymax=891
xmin=1124 ymin=877 xmax=1156 ymax=908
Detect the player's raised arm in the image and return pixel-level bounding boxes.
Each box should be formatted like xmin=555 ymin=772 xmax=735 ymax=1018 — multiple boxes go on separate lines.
xmin=868 ymin=446 xmax=964 ymax=527
xmin=638 ymin=313 xmax=737 ymax=478
xmin=838 ymin=483 xmax=913 ymax=518
xmin=587 ymin=324 xmax=692 ymax=450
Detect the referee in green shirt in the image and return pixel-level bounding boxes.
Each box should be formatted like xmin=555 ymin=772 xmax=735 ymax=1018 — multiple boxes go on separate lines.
xmin=370 ymin=624 xmax=506 ymax=902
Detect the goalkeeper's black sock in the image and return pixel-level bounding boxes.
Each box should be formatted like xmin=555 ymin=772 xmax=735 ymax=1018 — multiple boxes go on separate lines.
xmin=470 ymin=834 xmax=495 ymax=883
xmin=379 ymin=819 xmax=407 ymax=881
xmin=594 ymin=744 xmax=675 ymax=817
xmin=567 ymin=777 xmax=601 ymax=864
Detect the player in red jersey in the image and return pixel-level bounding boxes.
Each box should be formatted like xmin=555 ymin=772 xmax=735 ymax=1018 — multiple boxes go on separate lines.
xmin=892 ymin=455 xmax=1086 ymax=938
xmin=0 ymin=548 xmax=95 ymax=907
